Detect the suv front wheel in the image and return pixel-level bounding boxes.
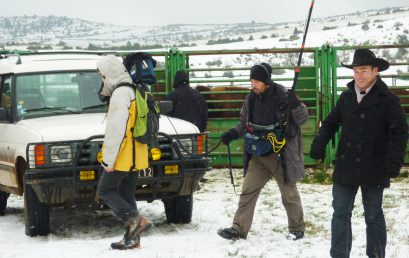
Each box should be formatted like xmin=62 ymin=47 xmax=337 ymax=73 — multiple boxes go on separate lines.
xmin=24 ymin=181 xmax=50 ymax=236
xmin=163 ymin=194 xmax=193 ymax=224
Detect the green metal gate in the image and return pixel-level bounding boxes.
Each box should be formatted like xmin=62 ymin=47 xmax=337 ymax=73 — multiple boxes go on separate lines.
xmin=6 ymin=45 xmax=406 ymax=168
xmin=156 ymin=44 xmax=409 ymax=167
xmin=159 ymin=48 xmax=320 ymax=167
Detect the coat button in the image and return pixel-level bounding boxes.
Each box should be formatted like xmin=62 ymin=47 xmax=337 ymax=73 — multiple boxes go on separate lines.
xmin=360 ymin=114 xmax=365 ymax=118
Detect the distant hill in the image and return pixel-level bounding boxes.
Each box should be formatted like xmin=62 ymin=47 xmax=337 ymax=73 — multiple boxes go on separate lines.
xmin=0 ymin=6 xmax=408 ymax=52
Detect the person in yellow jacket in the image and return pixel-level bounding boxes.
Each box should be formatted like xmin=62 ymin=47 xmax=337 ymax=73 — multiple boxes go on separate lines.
xmin=96 ymin=55 xmax=152 ymax=250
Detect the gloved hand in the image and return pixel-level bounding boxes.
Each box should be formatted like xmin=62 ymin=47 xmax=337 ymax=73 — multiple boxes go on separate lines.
xmin=310 ymin=143 xmax=326 ymax=160
xmin=287 ymin=89 xmax=301 ymax=109
xmin=221 ymin=128 xmax=239 ymax=145
xmin=384 ymin=162 xmax=401 ymax=178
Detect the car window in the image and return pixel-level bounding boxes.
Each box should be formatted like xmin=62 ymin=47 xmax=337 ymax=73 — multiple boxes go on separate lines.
xmin=15 ymin=72 xmax=106 ymax=119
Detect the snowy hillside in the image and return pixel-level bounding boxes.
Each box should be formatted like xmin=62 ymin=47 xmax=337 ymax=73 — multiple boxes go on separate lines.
xmin=1 ymin=6 xmax=408 ymax=50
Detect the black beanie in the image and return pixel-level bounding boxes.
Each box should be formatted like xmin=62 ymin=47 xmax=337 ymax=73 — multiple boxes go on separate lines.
xmin=250 ymin=63 xmax=273 ymax=85
xmin=173 ymin=70 xmax=189 ymax=88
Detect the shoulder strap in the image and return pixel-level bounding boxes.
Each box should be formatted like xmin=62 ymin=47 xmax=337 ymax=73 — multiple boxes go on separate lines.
xmin=116 ymin=82 xmax=136 ymax=89
xmin=247 ymin=93 xmax=255 ymax=123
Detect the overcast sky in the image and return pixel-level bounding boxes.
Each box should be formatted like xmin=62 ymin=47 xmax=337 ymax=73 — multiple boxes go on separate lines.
xmin=1 ymin=0 xmax=408 ymax=26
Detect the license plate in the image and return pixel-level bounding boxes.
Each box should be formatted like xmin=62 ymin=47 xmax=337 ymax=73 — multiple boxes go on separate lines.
xmin=138 ymin=167 xmax=153 ymax=178
xmin=80 ymin=170 xmax=95 ymax=180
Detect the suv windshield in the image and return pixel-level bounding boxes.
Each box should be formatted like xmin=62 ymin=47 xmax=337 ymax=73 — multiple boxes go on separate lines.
xmin=15 ymin=71 xmax=107 ymax=119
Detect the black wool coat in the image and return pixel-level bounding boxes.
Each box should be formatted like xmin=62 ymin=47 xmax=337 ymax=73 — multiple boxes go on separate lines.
xmin=165 ymin=85 xmax=208 ymax=132
xmin=310 ymin=78 xmax=408 ymax=187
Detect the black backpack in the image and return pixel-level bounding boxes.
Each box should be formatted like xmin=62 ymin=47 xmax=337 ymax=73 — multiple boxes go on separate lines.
xmin=123 ymin=52 xmax=157 ymax=85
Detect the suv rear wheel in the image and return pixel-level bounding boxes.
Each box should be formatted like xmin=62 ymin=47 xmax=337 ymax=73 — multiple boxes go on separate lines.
xmin=163 ymin=194 xmax=193 ymax=224
xmin=24 ymin=181 xmax=50 ymax=236
xmin=0 ymin=191 xmax=10 ymax=216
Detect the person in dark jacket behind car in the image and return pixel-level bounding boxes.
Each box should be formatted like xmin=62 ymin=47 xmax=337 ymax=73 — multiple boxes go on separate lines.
xmin=217 ymin=63 xmax=309 ymax=241
xmin=165 ymin=70 xmax=208 ymax=132
xmin=310 ymin=48 xmax=409 ymax=258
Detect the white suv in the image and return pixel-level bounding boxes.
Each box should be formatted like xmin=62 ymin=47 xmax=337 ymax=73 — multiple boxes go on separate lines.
xmin=0 ymin=52 xmax=211 ymax=236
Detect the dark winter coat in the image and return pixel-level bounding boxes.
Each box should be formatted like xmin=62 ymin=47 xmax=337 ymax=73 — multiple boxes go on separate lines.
xmin=165 ymin=85 xmax=208 ymax=132
xmin=310 ymin=78 xmax=408 ymax=187
xmin=234 ymin=83 xmax=309 ymax=184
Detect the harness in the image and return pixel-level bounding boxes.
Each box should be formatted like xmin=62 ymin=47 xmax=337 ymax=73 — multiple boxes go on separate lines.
xmin=244 ymin=85 xmax=287 ymax=156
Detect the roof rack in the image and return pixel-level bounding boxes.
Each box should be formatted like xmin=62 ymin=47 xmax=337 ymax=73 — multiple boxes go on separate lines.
xmin=1 ymin=50 xmax=122 ymax=57
xmin=0 ymin=50 xmax=125 ymax=65
xmin=0 ymin=52 xmax=22 ymax=64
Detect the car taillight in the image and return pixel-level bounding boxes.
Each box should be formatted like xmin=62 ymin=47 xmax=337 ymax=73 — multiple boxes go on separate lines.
xmin=34 ymin=144 xmax=45 ymax=166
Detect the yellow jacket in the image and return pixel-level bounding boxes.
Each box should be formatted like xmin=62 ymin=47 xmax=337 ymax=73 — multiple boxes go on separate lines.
xmin=101 ymin=87 xmax=149 ymax=172
xmin=97 ymin=55 xmax=149 ymax=172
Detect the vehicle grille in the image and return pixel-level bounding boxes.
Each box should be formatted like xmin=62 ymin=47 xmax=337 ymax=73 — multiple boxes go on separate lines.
xmin=155 ymin=134 xmax=206 ymax=161
xmin=27 ymin=140 xmax=103 ymax=169
xmin=75 ymin=141 xmax=103 ymax=167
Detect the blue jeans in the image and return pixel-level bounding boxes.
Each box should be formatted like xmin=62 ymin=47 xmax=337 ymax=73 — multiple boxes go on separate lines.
xmin=330 ymin=182 xmax=386 ymax=258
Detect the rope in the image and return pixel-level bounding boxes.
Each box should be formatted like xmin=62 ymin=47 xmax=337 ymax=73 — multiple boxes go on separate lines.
xmin=265 ymin=132 xmax=286 ymax=153
xmin=164 ymin=115 xmax=223 ymax=157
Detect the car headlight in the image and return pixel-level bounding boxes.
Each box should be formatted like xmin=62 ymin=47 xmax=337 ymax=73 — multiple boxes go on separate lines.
xmin=173 ymin=138 xmax=193 ymax=157
xmin=50 ymin=145 xmax=72 ymax=163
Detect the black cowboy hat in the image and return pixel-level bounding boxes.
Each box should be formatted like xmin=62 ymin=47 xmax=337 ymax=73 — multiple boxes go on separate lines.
xmin=341 ymin=48 xmax=389 ymax=72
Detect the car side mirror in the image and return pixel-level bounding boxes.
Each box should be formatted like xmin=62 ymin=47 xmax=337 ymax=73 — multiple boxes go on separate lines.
xmin=157 ymin=100 xmax=173 ymax=115
xmin=0 ymin=108 xmax=9 ymax=121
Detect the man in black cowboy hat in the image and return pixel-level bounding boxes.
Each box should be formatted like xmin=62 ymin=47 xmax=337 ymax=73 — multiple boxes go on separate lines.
xmin=310 ymin=49 xmax=408 ymax=258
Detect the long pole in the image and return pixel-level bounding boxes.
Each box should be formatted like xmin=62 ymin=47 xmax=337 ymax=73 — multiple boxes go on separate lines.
xmin=291 ymin=0 xmax=315 ymax=91
xmin=282 ymin=0 xmax=315 ymax=140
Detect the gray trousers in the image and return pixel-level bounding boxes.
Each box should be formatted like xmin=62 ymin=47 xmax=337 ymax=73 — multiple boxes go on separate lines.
xmin=97 ymin=170 xmax=139 ymax=221
xmin=232 ymin=153 xmax=305 ymax=237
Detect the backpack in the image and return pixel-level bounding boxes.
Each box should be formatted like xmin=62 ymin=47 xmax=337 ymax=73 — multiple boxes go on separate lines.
xmin=122 ymin=52 xmax=159 ymax=145
xmin=132 ymin=83 xmax=160 ymax=145
xmin=123 ymin=52 xmax=157 ymax=85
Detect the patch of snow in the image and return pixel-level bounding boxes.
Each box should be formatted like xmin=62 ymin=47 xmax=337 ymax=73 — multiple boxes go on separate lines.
xmin=1 ymin=169 xmax=408 ymax=258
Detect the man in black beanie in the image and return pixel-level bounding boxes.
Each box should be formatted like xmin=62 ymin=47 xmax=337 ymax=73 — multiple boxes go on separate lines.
xmin=165 ymin=70 xmax=208 ymax=132
xmin=217 ymin=63 xmax=309 ymax=241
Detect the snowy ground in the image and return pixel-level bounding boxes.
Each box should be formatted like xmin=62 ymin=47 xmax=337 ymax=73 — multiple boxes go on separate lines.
xmin=1 ymin=169 xmax=408 ymax=258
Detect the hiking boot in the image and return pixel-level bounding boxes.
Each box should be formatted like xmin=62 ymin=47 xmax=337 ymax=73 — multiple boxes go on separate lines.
xmin=111 ymin=214 xmax=153 ymax=250
xmin=286 ymin=231 xmax=304 ymax=240
xmin=217 ymin=227 xmax=244 ymax=240
xmin=111 ymin=234 xmax=141 ymax=250
xmin=111 ymin=220 xmax=141 ymax=250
